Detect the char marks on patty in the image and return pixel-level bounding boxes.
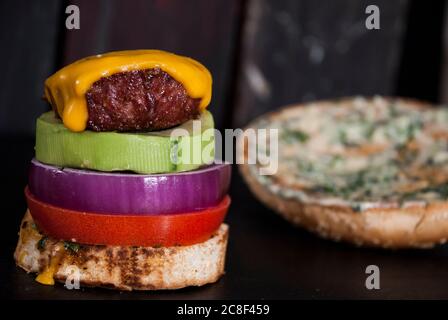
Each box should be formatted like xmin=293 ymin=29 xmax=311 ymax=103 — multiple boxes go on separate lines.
xmin=85 ymin=68 xmax=201 ymax=132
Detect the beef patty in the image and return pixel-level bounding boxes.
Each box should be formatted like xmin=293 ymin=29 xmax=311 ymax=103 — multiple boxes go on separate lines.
xmin=85 ymin=68 xmax=201 ymax=132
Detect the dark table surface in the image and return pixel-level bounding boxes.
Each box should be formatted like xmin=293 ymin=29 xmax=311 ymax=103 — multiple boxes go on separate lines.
xmin=2 ymin=136 xmax=448 ymax=300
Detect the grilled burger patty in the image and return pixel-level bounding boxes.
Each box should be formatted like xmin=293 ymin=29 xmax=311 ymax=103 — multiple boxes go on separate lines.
xmin=85 ymin=68 xmax=201 ymax=132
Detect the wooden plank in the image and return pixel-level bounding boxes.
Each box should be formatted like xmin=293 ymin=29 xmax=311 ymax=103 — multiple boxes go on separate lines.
xmin=233 ymin=0 xmax=410 ymax=127
xmin=62 ymin=0 xmax=242 ymax=130
xmin=0 ymin=0 xmax=62 ymax=136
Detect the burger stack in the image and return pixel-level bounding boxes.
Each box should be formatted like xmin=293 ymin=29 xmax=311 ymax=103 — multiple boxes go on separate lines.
xmin=14 ymin=50 xmax=231 ymax=291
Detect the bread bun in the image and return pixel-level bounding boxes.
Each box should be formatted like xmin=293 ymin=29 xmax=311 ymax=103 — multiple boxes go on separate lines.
xmin=239 ymin=97 xmax=448 ymax=248
xmin=15 ymin=211 xmax=228 ymax=290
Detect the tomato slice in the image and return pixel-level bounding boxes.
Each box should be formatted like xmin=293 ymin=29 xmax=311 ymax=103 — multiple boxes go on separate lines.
xmin=25 ymin=186 xmax=230 ymax=247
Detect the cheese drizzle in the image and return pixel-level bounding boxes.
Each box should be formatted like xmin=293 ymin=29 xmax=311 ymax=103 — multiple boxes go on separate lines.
xmin=44 ymin=50 xmax=212 ymax=132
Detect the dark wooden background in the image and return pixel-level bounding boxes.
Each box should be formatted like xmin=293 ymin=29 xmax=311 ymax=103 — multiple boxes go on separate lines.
xmin=0 ymin=0 xmax=446 ymax=135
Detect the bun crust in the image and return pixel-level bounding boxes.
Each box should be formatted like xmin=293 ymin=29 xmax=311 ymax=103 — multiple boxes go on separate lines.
xmin=15 ymin=211 xmax=228 ymax=290
xmin=240 ymin=97 xmax=448 ymax=248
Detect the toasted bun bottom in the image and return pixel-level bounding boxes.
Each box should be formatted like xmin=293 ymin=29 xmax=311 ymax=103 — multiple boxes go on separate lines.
xmin=240 ymin=163 xmax=448 ymax=249
xmin=14 ymin=210 xmax=228 ymax=291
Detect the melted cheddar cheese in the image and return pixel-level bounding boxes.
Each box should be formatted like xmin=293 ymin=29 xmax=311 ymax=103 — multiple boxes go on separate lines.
xmin=44 ymin=50 xmax=212 ymax=132
xmin=35 ymin=245 xmax=64 ymax=285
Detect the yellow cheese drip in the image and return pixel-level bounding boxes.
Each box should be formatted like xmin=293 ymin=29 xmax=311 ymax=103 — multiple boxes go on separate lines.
xmin=35 ymin=246 xmax=64 ymax=285
xmin=44 ymin=50 xmax=213 ymax=132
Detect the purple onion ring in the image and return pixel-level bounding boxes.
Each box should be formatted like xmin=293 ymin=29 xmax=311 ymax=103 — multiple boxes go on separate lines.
xmin=29 ymin=159 xmax=231 ymax=215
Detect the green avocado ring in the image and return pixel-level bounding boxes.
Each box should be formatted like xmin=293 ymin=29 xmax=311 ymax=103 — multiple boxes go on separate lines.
xmin=35 ymin=111 xmax=215 ymax=174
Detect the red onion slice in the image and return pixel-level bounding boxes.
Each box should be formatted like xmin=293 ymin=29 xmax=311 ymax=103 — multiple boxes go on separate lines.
xmin=29 ymin=159 xmax=231 ymax=215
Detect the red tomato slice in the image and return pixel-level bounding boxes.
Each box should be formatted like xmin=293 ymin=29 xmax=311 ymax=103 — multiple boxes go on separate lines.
xmin=25 ymin=186 xmax=230 ymax=247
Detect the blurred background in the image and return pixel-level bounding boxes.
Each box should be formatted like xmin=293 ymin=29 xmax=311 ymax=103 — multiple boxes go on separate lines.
xmin=1 ymin=0 xmax=447 ymax=136
xmin=3 ymin=0 xmax=448 ymax=299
